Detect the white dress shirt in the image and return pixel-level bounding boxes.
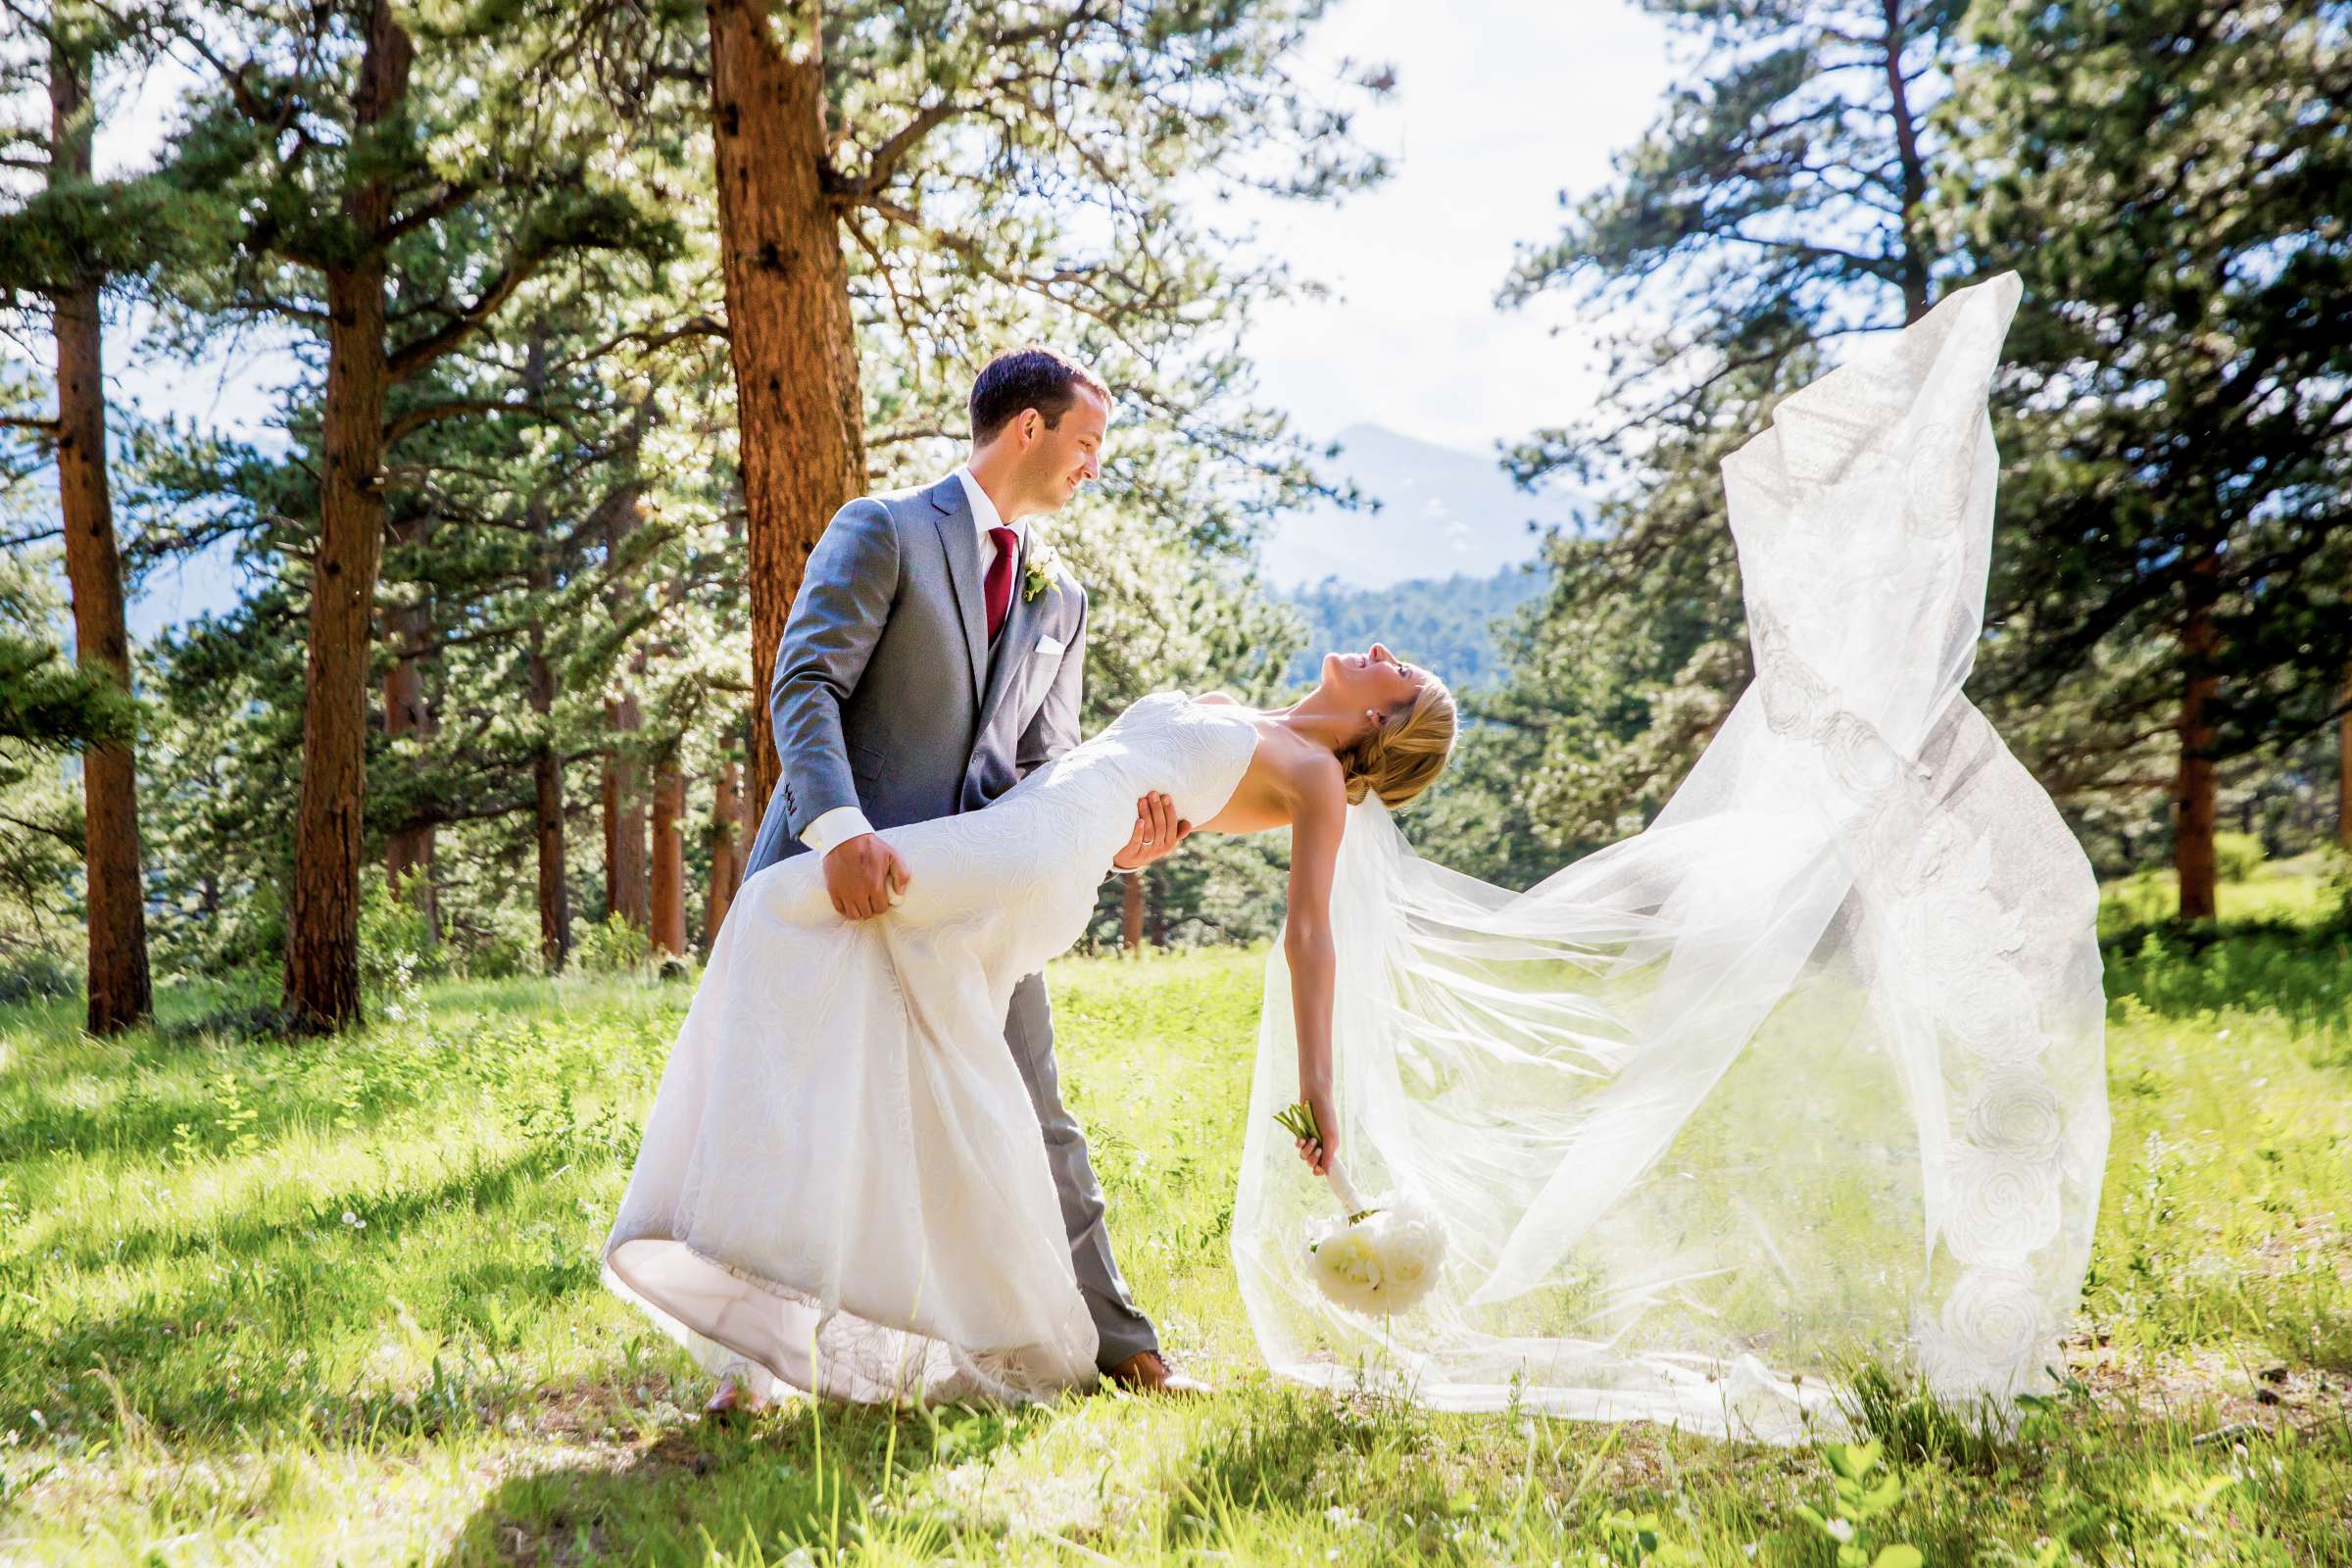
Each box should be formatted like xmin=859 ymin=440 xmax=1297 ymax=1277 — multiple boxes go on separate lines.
xmin=956 ymin=464 xmax=1029 ymax=577
xmin=799 ymin=467 xmax=1025 ymax=858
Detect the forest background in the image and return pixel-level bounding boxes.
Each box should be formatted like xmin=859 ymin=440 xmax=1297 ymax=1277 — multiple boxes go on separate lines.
xmin=4 ymin=0 xmax=2348 ymax=1036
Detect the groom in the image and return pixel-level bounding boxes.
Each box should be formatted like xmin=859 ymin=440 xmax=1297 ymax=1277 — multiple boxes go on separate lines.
xmin=741 ymin=347 xmax=1204 ymax=1396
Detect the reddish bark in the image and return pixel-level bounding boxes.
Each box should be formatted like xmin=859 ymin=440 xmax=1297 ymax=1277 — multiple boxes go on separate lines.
xmin=382 ymin=589 xmax=437 ymax=941
xmin=48 ymin=37 xmax=149 ymax=1035
xmin=706 ymin=758 xmax=742 ymax=945
xmin=617 ymin=693 xmax=649 ymax=927
xmin=281 ymin=0 xmax=413 ymax=1034
xmin=526 ymin=575 xmax=569 ymax=970
xmin=2173 ymin=550 xmax=2222 ymax=920
xmin=612 ymin=738 xmax=630 ymax=921
xmin=1121 ymin=869 xmax=1145 ymax=955
xmin=601 ymin=494 xmax=649 ymax=928
xmin=652 ymin=757 xmax=686 ymax=956
xmin=739 ymin=706 xmax=760 ymax=867
xmin=519 ymin=327 xmax=570 ymax=971
xmin=2337 ymin=662 xmax=2351 ymax=852
xmin=706 ymin=0 xmax=866 ymax=826
xmin=602 ymin=701 xmax=648 ymax=927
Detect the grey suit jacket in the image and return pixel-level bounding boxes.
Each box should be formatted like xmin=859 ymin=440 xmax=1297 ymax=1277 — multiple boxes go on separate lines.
xmin=743 ymin=473 xmax=1087 ymax=877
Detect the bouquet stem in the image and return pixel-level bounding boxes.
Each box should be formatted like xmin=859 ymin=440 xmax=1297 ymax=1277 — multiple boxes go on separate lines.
xmin=1324 ymin=1155 xmax=1367 ymax=1217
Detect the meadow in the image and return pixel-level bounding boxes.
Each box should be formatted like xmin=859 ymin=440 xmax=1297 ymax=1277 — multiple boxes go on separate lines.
xmin=0 ymin=872 xmax=2347 ymax=1565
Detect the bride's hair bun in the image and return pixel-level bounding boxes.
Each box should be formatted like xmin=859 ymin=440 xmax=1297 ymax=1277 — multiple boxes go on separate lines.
xmin=1342 ymin=676 xmax=1457 ymax=808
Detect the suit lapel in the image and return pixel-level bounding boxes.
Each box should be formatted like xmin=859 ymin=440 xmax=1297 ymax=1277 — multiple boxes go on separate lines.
xmin=976 ymin=536 xmax=1047 ymax=734
xmin=928 ymin=476 xmax=987 ymax=707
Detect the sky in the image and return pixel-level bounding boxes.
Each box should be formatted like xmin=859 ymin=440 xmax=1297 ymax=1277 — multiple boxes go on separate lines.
xmin=26 ymin=0 xmax=1682 ymax=638
xmin=1230 ymin=0 xmax=1676 ymax=453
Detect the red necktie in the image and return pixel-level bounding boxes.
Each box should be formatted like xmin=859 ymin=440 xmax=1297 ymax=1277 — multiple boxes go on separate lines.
xmin=983 ymin=526 xmax=1018 ymax=642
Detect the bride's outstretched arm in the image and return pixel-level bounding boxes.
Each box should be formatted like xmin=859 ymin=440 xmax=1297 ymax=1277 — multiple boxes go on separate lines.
xmin=1282 ymin=762 xmax=1348 ymax=1178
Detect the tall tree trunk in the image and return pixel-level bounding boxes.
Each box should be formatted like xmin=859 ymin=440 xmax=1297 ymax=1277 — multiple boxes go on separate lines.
xmin=646 ymin=567 xmax=689 ymax=957
xmin=602 ymin=495 xmax=649 ymax=927
xmin=520 ymin=328 xmax=569 ymax=971
xmin=601 ymin=734 xmax=620 ymax=918
xmin=706 ymin=757 xmax=741 ymax=944
xmin=281 ymin=1 xmax=412 ymax=1034
xmin=2173 ymin=550 xmax=2222 ymax=920
xmin=619 ymin=690 xmax=649 ymax=927
xmin=526 ymin=580 xmax=569 ymax=970
xmin=47 ymin=36 xmax=150 ymax=1036
xmin=651 ymin=756 xmax=686 ymax=956
xmin=382 ymin=589 xmax=436 ymax=941
xmin=604 ymin=699 xmax=647 ymax=925
xmin=1878 ymin=0 xmax=1933 ymax=323
xmin=1121 ymin=869 xmax=1144 ymax=955
xmin=706 ymin=0 xmax=867 ymax=826
xmin=738 ymin=700 xmax=760 ymax=878
xmin=2338 ymin=661 xmax=2351 ymax=852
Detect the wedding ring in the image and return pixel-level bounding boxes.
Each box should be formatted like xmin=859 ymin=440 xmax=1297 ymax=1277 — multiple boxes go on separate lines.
xmin=1141 ymin=836 xmax=1153 ymax=845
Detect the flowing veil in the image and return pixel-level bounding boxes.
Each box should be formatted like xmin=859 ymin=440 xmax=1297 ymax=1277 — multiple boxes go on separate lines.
xmin=1233 ymin=273 xmax=2109 ymax=1442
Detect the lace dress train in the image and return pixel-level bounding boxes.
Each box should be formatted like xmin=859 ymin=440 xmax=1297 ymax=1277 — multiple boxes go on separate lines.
xmin=1232 ymin=273 xmax=2110 ymax=1443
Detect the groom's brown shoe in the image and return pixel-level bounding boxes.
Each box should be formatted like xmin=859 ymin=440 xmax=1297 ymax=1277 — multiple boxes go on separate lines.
xmin=703 ymin=1375 xmax=769 ymax=1423
xmin=1105 ymin=1349 xmax=1211 ymax=1396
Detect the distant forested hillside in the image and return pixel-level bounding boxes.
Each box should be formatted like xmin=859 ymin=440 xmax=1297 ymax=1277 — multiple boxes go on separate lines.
xmin=1281 ymin=565 xmax=1546 ymax=692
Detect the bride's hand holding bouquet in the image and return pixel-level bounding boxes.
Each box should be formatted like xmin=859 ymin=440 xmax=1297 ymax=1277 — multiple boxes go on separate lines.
xmin=1275 ymin=1095 xmax=1446 ymax=1315
xmin=1286 ymin=1078 xmax=1340 ymax=1180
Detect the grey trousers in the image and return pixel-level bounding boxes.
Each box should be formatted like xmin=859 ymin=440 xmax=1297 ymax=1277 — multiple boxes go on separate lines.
xmin=1004 ymin=968 xmax=1158 ymax=1370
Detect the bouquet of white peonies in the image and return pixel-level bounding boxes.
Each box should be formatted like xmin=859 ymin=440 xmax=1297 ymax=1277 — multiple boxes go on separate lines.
xmin=1273 ymin=1102 xmax=1446 ymax=1315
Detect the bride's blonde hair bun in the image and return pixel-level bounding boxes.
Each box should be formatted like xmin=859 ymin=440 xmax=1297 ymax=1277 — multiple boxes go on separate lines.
xmin=1342 ymin=676 xmax=1457 ymax=808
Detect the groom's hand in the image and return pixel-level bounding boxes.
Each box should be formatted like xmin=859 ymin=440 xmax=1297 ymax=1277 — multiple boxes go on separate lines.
xmin=1111 ymin=793 xmax=1191 ymax=872
xmin=824 ymin=833 xmax=909 ymax=920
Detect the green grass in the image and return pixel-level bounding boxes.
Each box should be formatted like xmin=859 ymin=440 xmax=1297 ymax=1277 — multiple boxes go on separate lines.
xmin=2097 ymin=850 xmax=2348 ymax=937
xmin=1 ymin=889 xmax=2348 ymax=1565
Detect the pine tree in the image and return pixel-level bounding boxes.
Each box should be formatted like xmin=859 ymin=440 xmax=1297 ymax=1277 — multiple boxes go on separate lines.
xmin=686 ymin=0 xmax=1387 ymax=825
xmin=0 ymin=540 xmax=122 ymax=968
xmin=2339 ymin=663 xmax=2351 ymax=851
xmin=1491 ymin=0 xmax=1964 ymax=841
xmin=156 ymin=0 xmax=680 ymax=1029
xmin=1950 ymin=0 xmax=2352 ymax=917
xmin=0 ymin=1 xmax=188 ymax=1031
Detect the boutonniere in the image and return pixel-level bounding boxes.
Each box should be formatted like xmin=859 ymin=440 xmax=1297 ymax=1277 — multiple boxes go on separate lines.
xmin=1021 ymin=538 xmax=1062 ymax=604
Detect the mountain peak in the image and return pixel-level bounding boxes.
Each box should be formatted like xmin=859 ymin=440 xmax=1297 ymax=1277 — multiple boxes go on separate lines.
xmin=1267 ymin=423 xmax=1582 ymax=590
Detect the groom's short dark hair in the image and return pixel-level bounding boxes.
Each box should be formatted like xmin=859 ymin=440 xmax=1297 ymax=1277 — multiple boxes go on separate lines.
xmin=970 ymin=348 xmax=1107 ymax=443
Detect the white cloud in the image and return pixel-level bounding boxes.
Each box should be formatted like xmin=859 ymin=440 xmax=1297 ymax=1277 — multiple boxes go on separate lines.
xmin=1230 ymin=0 xmax=1675 ymax=453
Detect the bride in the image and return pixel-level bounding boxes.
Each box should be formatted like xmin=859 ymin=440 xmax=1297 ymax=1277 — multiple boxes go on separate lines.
xmin=605 ymin=272 xmax=2107 ymax=1440
xmin=603 ymin=647 xmax=1459 ymax=1406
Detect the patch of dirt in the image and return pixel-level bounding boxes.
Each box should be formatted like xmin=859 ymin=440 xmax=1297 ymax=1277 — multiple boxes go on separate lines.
xmin=2064 ymin=1339 xmax=2351 ymax=1442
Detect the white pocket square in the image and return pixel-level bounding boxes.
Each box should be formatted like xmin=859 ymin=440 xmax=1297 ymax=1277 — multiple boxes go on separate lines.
xmin=1036 ymin=635 xmax=1066 ymax=656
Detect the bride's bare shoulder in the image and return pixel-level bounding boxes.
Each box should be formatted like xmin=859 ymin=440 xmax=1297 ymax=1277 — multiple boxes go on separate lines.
xmin=1193 ymin=690 xmax=1240 ymax=707
xmin=1258 ymin=727 xmax=1345 ymax=802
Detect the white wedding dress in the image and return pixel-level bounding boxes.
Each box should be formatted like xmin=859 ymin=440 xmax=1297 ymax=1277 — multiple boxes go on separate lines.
xmin=1234 ymin=272 xmax=2108 ymax=1442
xmin=609 ymin=271 xmax=2106 ymax=1439
xmin=604 ymin=689 xmax=1260 ymax=1403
